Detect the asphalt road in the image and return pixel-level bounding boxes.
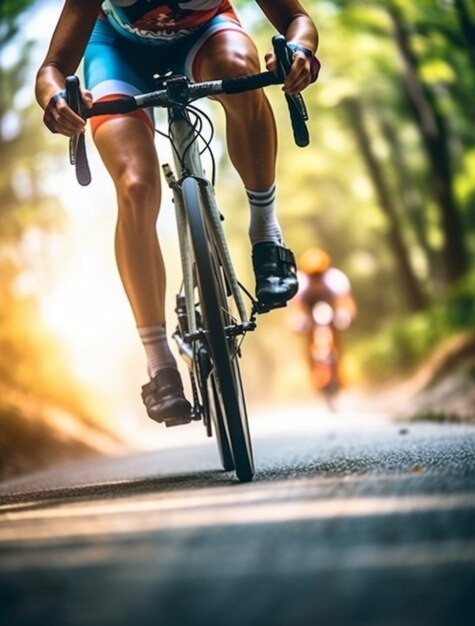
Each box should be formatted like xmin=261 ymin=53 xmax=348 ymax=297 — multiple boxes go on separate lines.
xmin=1 ymin=402 xmax=475 ymax=626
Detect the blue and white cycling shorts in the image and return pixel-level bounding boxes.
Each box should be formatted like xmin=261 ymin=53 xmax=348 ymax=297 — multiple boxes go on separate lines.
xmin=84 ymin=10 xmax=245 ymax=135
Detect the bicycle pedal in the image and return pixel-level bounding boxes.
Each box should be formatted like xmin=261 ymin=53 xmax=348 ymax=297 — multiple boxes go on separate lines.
xmin=254 ymin=300 xmax=288 ymax=315
xmin=191 ymin=408 xmax=202 ymax=421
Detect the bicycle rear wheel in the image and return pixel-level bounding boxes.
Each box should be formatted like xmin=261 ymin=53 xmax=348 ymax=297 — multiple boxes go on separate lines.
xmin=182 ymin=176 xmax=254 ymax=482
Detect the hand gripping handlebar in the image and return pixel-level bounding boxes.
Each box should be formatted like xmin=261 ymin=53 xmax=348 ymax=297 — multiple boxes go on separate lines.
xmin=65 ymin=76 xmax=91 ymax=186
xmin=272 ymin=35 xmax=310 ymax=148
xmin=65 ymin=36 xmax=312 ymax=185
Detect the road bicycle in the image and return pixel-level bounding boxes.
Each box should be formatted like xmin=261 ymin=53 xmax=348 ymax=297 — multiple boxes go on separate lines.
xmin=65 ymin=35 xmax=311 ymax=482
xmin=308 ymin=301 xmax=341 ymax=412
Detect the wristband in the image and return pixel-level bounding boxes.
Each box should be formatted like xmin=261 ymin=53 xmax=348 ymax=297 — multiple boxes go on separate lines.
xmin=287 ymin=43 xmax=321 ymax=83
xmin=43 ymin=90 xmax=66 ymax=133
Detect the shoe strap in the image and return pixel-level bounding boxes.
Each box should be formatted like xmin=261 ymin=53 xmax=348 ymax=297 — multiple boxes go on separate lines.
xmin=253 ymin=242 xmax=296 ymax=268
xmin=277 ymin=245 xmax=296 ymax=267
xmin=141 ymin=367 xmax=182 ymax=400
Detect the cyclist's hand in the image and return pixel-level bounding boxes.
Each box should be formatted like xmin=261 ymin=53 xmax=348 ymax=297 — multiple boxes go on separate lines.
xmin=265 ymin=44 xmax=320 ymax=96
xmin=43 ymin=89 xmax=93 ymax=137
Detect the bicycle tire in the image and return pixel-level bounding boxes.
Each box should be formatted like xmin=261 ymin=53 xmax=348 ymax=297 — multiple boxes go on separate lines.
xmin=182 ymin=176 xmax=254 ymax=482
xmin=195 ymin=342 xmax=234 ymax=471
xmin=208 ymin=374 xmax=235 ymax=471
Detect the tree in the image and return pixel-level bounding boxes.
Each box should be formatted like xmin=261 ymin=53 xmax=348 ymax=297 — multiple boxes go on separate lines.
xmin=453 ymin=0 xmax=475 ymax=72
xmin=388 ymin=3 xmax=470 ymax=283
xmin=323 ymin=0 xmax=473 ymax=287
xmin=343 ymin=96 xmax=428 ymax=311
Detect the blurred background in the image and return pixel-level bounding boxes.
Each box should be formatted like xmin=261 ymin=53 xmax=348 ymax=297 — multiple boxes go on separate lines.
xmin=1 ymin=0 xmax=474 ymax=479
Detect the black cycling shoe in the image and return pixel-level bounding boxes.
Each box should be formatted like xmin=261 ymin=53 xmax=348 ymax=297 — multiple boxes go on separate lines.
xmin=141 ymin=367 xmax=192 ymax=427
xmin=252 ymin=241 xmax=299 ymax=308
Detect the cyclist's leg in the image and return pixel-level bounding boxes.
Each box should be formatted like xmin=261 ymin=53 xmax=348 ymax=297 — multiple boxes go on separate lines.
xmin=94 ymin=120 xmax=191 ymax=423
xmin=186 ymin=23 xmax=298 ymax=306
xmin=84 ymin=20 xmax=191 ymax=424
xmin=93 ymin=119 xmax=164 ymax=325
xmin=188 ymin=27 xmax=276 ymax=191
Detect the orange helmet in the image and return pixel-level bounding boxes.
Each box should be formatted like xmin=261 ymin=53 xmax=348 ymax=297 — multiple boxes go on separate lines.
xmin=298 ymin=248 xmax=331 ymax=275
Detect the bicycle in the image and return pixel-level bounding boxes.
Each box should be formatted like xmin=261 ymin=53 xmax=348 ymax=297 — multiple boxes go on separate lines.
xmin=65 ymin=35 xmax=311 ymax=483
xmin=308 ymin=301 xmax=341 ymax=412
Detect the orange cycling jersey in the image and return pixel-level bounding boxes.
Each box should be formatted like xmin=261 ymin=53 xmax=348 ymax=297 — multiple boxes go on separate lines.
xmin=101 ymin=0 xmax=236 ymax=44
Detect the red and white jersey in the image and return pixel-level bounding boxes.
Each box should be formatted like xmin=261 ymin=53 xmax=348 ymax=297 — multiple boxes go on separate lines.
xmin=102 ymin=0 xmax=237 ymax=43
xmin=297 ymin=269 xmax=352 ymax=302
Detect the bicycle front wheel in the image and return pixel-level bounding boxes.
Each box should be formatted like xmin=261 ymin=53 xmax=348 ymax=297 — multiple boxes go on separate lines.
xmin=182 ymin=176 xmax=254 ymax=482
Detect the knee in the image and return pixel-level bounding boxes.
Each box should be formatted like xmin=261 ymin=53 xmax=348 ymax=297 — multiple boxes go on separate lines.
xmin=116 ymin=173 xmax=160 ymax=231
xmin=220 ymin=47 xmax=260 ymax=78
xmin=212 ymin=48 xmax=271 ymax=114
xmin=119 ymin=173 xmax=157 ymax=211
xmin=213 ymin=47 xmax=260 ymax=78
xmin=202 ymin=37 xmax=260 ymax=80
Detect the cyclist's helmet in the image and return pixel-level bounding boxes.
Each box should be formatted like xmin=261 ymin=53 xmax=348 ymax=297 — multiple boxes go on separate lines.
xmin=299 ymin=248 xmax=331 ymax=275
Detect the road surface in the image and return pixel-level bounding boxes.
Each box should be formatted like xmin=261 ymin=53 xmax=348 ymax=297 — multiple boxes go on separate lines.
xmin=1 ymin=401 xmax=474 ymax=626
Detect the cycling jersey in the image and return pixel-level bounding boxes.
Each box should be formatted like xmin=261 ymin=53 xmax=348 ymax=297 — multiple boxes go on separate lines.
xmin=102 ymin=0 xmax=235 ymax=45
xmin=298 ymin=269 xmax=351 ymax=301
xmin=294 ymin=268 xmax=354 ymax=331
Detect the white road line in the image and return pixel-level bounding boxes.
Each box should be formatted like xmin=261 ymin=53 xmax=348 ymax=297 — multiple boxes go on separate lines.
xmin=1 ymin=492 xmax=475 ymax=542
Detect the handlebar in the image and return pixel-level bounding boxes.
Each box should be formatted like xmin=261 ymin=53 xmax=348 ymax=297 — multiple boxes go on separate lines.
xmin=66 ymin=35 xmax=312 ymax=186
xmin=272 ymin=35 xmax=309 ymax=148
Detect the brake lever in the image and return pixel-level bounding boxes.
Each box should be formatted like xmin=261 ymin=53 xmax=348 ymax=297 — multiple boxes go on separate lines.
xmin=65 ymin=75 xmax=91 ymax=186
xmin=272 ymin=35 xmax=310 ymax=148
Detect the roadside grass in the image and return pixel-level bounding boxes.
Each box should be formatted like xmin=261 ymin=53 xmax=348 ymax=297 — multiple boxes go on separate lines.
xmin=350 ymin=271 xmax=475 ymax=385
xmin=407 ymin=410 xmax=468 ymax=424
xmin=346 ymin=272 xmax=475 ymax=425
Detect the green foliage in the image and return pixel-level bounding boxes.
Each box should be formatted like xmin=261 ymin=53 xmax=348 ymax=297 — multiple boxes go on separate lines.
xmin=0 ymin=0 xmax=32 ymax=20
xmin=353 ymin=271 xmax=475 ymax=381
xmin=0 ymin=0 xmax=33 ymax=43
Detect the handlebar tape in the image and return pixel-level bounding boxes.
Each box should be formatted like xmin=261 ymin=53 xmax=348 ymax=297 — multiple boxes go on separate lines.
xmin=86 ymin=97 xmax=138 ymax=116
xmin=221 ymin=72 xmax=280 ymax=94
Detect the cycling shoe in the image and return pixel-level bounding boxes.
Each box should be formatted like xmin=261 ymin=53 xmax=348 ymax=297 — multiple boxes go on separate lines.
xmin=141 ymin=367 xmax=192 ymax=427
xmin=252 ymin=241 xmax=299 ymax=308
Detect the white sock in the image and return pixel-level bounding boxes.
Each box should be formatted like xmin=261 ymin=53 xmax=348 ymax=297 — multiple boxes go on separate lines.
xmin=246 ymin=185 xmax=283 ymax=245
xmin=138 ymin=323 xmax=177 ymax=379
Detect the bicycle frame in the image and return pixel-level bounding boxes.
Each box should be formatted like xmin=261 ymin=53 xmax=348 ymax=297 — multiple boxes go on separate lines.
xmin=164 ymin=98 xmax=250 ymax=339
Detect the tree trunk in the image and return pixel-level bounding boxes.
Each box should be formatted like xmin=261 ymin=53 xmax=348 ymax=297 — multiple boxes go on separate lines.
xmin=343 ymin=97 xmax=428 ymax=313
xmin=453 ymin=0 xmax=475 ymax=71
xmin=388 ymin=4 xmax=470 ymax=283
xmin=376 ymin=112 xmax=441 ymax=286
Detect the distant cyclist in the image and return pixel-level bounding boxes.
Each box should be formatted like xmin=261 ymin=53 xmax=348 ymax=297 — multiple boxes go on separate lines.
xmin=288 ymin=248 xmax=356 ymax=388
xmin=35 ymin=1 xmax=320 ymax=425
